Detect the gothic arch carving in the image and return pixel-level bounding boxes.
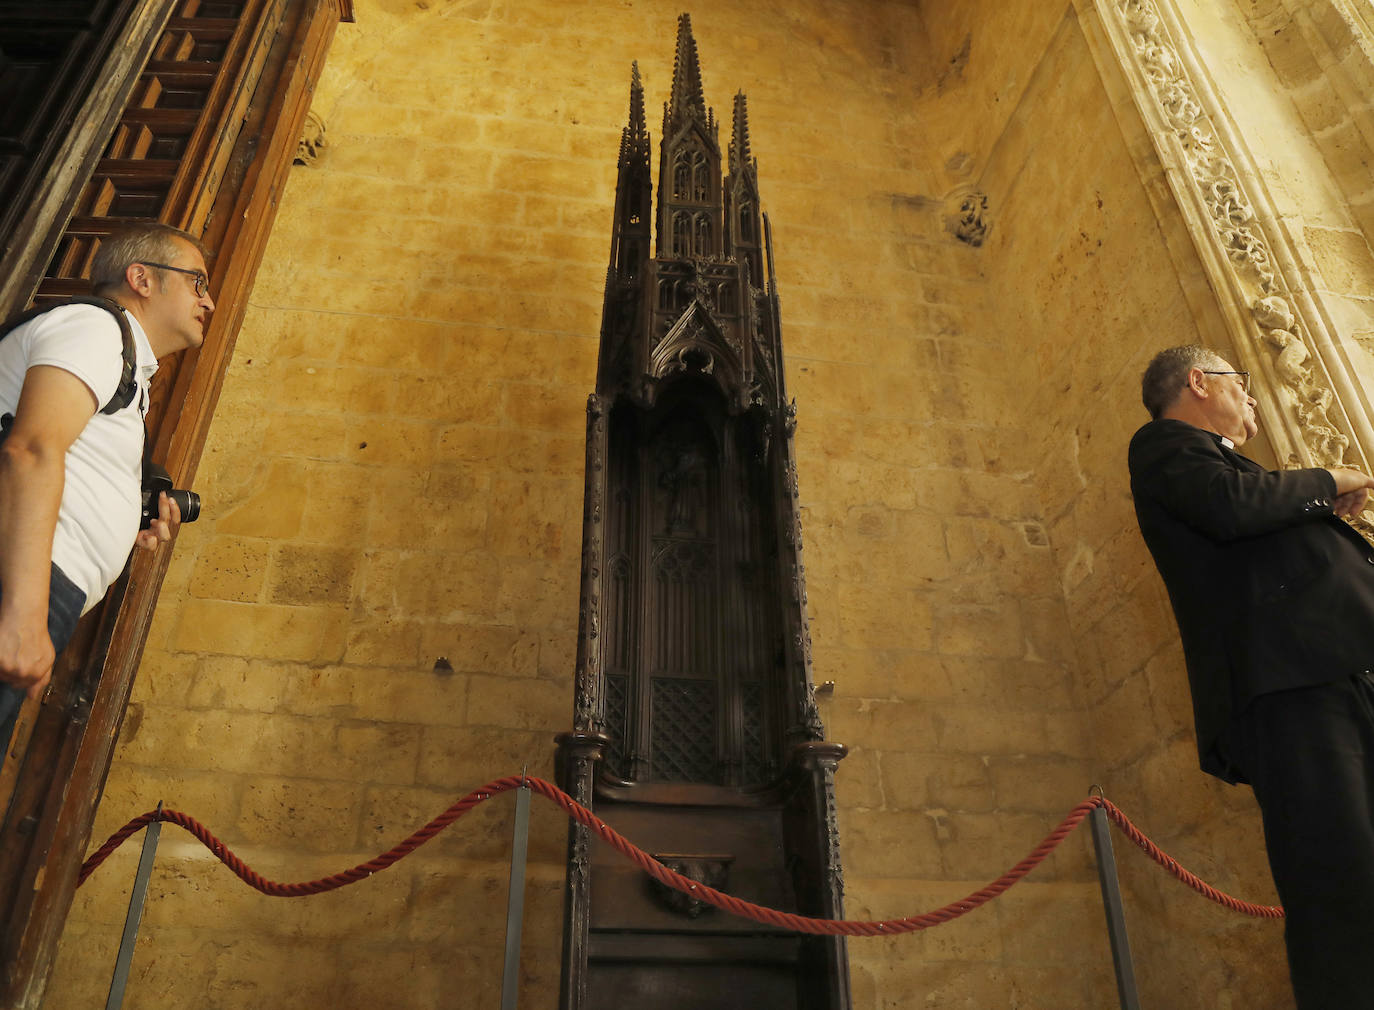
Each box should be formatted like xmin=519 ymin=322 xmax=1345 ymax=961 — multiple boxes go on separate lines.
xmin=1092 ymin=0 xmax=1372 ymax=481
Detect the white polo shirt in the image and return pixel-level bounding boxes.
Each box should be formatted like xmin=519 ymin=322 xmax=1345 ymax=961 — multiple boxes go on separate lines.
xmin=0 ymin=303 xmax=156 ymax=612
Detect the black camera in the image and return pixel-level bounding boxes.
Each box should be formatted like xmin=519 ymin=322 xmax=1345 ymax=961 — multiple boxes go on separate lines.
xmin=141 ymin=463 xmax=201 ymax=528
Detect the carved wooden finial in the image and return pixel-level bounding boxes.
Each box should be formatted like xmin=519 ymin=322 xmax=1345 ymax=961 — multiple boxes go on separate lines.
xmin=619 ymin=62 xmax=650 ymax=168
xmin=728 ymin=91 xmax=752 ymax=177
xmin=666 ymin=12 xmax=708 ymax=137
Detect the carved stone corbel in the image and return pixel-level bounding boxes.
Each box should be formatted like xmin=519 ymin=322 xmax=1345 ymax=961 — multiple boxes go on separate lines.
xmin=944 ymin=186 xmax=990 ymax=246
xmin=293 ymin=109 xmax=326 ymax=166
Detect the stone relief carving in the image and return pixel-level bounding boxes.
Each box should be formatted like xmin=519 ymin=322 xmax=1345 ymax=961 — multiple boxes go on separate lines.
xmin=1110 ymin=0 xmax=1353 ymax=471
xmin=945 ymin=188 xmax=989 ymax=246
xmin=1250 ymin=296 xmax=1346 ymax=460
xmin=294 ymin=110 xmax=326 ymax=166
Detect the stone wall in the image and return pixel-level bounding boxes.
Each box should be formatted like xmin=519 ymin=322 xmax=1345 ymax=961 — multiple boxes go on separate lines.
xmin=41 ymin=0 xmax=1372 ymax=1007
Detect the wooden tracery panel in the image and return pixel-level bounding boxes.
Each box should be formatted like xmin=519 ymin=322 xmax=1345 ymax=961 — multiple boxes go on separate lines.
xmin=599 ymin=391 xmax=785 ymax=789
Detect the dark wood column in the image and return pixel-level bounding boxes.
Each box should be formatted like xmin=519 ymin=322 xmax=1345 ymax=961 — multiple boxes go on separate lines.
xmin=0 ymin=1 xmax=352 ymax=1006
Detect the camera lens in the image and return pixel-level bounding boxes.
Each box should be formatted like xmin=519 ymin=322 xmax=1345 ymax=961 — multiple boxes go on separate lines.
xmin=140 ymin=488 xmax=201 ymax=528
xmin=169 ymin=489 xmax=201 ymax=523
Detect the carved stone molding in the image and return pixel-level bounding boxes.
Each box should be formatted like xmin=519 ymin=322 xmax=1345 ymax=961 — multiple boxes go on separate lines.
xmin=1096 ymin=0 xmax=1363 ymax=472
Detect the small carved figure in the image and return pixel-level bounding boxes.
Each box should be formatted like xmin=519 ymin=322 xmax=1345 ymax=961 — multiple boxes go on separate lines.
xmin=954 ymin=192 xmax=988 ymax=246
xmin=1254 ymin=296 xmax=1295 ymax=331
xmin=294 ymin=110 xmax=326 ymax=166
xmin=1263 ymin=327 xmax=1309 ymax=388
xmin=649 ymin=855 xmax=733 ymax=917
xmin=659 ymin=444 xmax=707 ymax=535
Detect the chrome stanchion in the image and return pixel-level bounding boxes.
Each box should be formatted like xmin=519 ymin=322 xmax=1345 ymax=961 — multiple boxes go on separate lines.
xmin=500 ymin=773 xmax=533 ymax=1010
xmin=106 ymin=801 xmax=163 ymax=1010
xmin=1089 ymin=788 xmax=1142 ymax=1010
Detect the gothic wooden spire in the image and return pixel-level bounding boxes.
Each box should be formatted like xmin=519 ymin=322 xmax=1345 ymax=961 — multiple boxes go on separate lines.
xmin=619 ymin=61 xmax=650 ymax=169
xmin=728 ymin=90 xmax=753 ymax=178
xmin=602 ymin=58 xmax=653 ymax=369
xmin=664 ymin=12 xmax=708 ymax=138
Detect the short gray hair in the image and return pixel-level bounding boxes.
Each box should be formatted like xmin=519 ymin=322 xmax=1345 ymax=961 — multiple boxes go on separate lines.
xmin=1141 ymin=345 xmax=1226 ymax=419
xmin=90 ymin=223 xmax=208 ymax=296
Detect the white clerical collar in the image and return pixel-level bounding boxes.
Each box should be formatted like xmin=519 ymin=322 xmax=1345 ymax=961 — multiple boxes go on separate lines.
xmin=1219 ymin=436 xmax=1235 ymax=449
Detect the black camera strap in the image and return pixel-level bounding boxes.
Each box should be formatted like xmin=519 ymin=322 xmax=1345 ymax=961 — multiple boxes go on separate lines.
xmin=0 ymin=300 xmax=179 ymax=528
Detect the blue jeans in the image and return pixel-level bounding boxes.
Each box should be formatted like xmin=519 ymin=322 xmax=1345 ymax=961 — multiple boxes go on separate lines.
xmin=0 ymin=563 xmax=86 ymax=759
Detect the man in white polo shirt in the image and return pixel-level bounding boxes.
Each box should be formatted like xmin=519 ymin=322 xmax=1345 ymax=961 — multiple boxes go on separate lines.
xmin=0 ymin=222 xmax=215 ymax=754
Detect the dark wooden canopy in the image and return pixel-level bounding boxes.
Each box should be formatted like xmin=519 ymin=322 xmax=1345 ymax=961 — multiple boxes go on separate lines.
xmin=557 ymin=15 xmax=851 ymax=1010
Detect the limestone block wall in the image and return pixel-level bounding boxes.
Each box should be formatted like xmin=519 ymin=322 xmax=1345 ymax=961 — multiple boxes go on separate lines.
xmin=972 ymin=5 xmax=1293 ymax=1008
xmin=38 ymin=0 xmax=1338 ymax=1007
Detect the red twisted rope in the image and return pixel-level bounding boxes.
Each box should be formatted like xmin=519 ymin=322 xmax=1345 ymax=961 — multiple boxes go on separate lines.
xmin=77 ymin=777 xmax=1283 ymax=930
xmin=1096 ymin=800 xmax=1283 ymax=919
xmin=78 ymin=778 xmax=514 ymax=895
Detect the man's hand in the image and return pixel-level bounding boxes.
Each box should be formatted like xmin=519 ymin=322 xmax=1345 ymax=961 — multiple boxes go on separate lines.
xmin=1328 ymin=468 xmax=1374 ymax=517
xmin=0 ymin=612 xmax=56 ymax=698
xmin=1334 ymin=488 xmax=1371 ymax=518
xmin=134 ymin=492 xmax=181 ymax=551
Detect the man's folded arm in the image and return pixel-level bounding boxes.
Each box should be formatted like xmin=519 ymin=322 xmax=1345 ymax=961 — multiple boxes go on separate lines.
xmin=1131 ymin=427 xmax=1341 ymax=541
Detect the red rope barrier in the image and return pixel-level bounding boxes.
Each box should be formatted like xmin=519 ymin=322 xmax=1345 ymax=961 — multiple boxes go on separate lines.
xmin=77 ymin=778 xmax=1283 ymax=931
xmin=1097 ymin=800 xmax=1283 ymax=919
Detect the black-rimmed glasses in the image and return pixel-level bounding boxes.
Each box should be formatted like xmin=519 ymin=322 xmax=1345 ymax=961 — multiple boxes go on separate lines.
xmin=1203 ymin=370 xmax=1250 ymax=393
xmin=140 ymin=261 xmax=210 ymax=298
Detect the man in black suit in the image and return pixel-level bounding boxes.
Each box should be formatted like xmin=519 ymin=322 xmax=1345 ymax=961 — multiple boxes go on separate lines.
xmin=1130 ymin=344 xmax=1374 ymax=1008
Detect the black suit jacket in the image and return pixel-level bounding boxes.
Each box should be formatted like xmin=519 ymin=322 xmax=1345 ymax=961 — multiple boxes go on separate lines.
xmin=1129 ymin=418 xmax=1374 ymax=782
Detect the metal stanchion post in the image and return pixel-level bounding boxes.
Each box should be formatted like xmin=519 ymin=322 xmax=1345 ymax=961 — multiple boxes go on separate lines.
xmin=500 ymin=777 xmax=533 ymax=1010
xmin=105 ymin=801 xmax=164 ymax=1010
xmin=1089 ymin=799 xmax=1143 ymax=1010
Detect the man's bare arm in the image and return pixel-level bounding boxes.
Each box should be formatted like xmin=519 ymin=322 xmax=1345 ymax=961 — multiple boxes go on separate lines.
xmin=0 ymin=366 xmax=97 ymax=697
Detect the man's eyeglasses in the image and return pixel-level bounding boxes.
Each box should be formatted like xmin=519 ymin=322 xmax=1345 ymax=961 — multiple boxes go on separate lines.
xmin=140 ymin=261 xmax=210 ymax=298
xmin=1203 ymin=370 xmax=1250 ymax=393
